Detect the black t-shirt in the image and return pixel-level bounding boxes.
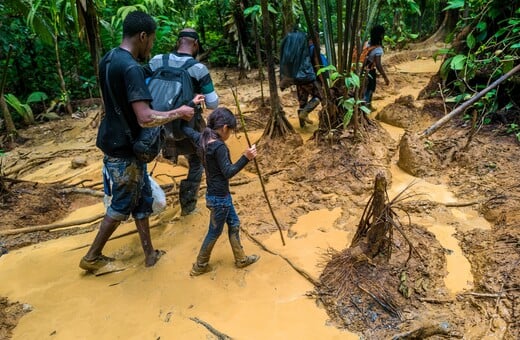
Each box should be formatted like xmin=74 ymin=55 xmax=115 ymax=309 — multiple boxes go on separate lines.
xmin=96 ymin=48 xmax=153 ymax=158
xmin=181 ymin=127 xmax=249 ymax=196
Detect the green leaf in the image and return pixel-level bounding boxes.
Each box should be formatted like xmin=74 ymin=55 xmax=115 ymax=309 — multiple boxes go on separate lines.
xmin=494 ymin=28 xmax=508 ymax=38
xmin=440 ymin=59 xmax=451 ymax=80
xmin=511 ymin=43 xmax=520 ymax=49
xmin=466 ymin=33 xmax=475 ymax=49
xmin=450 ymin=54 xmax=467 ymax=70
xmin=360 ymin=105 xmax=371 ymax=114
xmin=476 ymin=21 xmax=487 ymax=31
xmin=350 ymin=72 xmax=360 ymax=88
xmin=26 ymin=91 xmax=48 ymax=104
xmin=443 ymin=0 xmax=464 ymax=11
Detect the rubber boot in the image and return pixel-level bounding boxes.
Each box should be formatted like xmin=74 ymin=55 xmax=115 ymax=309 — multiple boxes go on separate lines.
xmin=180 ymin=179 xmax=200 ymax=216
xmin=190 ymin=239 xmax=217 ymax=276
xmin=229 ymin=229 xmax=259 ymax=268
xmin=297 ymin=109 xmax=306 ymax=128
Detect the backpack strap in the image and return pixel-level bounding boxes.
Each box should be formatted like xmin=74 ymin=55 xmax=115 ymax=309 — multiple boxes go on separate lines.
xmin=104 ymin=48 xmax=134 ymax=144
xmin=162 ymin=53 xmax=170 ymax=68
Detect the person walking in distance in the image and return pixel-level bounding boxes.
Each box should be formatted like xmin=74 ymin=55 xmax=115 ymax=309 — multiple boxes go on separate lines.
xmin=363 ymin=25 xmax=390 ymax=111
xmin=79 ymin=11 xmax=203 ymax=272
xmin=181 ymin=108 xmax=260 ymax=276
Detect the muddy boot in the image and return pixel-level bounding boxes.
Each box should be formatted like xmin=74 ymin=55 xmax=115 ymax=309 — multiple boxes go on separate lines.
xmin=297 ymin=109 xmax=306 ymax=128
xmin=229 ymin=229 xmax=259 ymax=269
xmin=180 ymin=179 xmax=200 ymax=216
xmin=190 ymin=239 xmax=217 ymax=276
xmin=298 ymin=106 xmax=314 ymax=125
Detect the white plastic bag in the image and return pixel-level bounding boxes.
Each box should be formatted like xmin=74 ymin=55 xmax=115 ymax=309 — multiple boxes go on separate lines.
xmin=150 ymin=176 xmax=166 ymax=214
xmin=103 ymin=166 xmax=166 ymax=215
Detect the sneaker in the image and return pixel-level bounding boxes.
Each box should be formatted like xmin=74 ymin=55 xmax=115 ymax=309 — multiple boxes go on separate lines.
xmin=190 ymin=263 xmax=210 ymax=276
xmin=79 ymin=254 xmax=115 ymax=272
xmin=235 ymin=254 xmax=260 ymax=268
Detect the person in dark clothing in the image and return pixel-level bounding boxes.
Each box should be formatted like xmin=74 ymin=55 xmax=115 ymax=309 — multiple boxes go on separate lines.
xmin=149 ymin=28 xmax=219 ymax=216
xmin=79 ymin=11 xmax=204 ymax=272
xmin=363 ymin=25 xmax=390 ymax=111
xmin=296 ymin=37 xmax=328 ymax=127
xmin=181 ymin=107 xmax=260 ymax=276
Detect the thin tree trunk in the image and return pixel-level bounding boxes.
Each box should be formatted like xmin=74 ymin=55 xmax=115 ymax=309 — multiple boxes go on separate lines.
xmin=76 ymin=0 xmax=102 ymax=92
xmin=253 ymin=20 xmax=265 ymax=106
xmin=260 ymin=0 xmax=294 ymax=138
xmin=0 ymin=45 xmax=17 ymax=140
xmin=54 ymin=37 xmax=73 ymax=115
xmin=281 ymin=0 xmax=295 ymax=35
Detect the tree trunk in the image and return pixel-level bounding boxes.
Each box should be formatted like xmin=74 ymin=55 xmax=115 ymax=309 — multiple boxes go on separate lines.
xmin=0 ymin=45 xmax=17 ymax=140
xmin=366 ymin=173 xmax=389 ymax=258
xmin=260 ymin=0 xmax=294 ymax=138
xmin=252 ymin=20 xmax=265 ymax=106
xmin=281 ymin=0 xmax=295 ymax=35
xmin=234 ymin=0 xmax=250 ymax=79
xmin=76 ymin=0 xmax=102 ymax=93
xmin=54 ymin=37 xmax=73 ymax=115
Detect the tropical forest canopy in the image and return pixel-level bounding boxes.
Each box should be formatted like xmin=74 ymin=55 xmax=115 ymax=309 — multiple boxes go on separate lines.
xmin=0 ymin=0 xmax=519 ymax=139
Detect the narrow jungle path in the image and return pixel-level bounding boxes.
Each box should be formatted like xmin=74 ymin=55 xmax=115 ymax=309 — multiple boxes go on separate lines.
xmin=0 ymin=52 xmax=493 ymax=339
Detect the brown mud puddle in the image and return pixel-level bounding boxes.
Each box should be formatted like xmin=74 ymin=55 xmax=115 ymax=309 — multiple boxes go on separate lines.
xmin=1 ymin=47 xmax=519 ymax=339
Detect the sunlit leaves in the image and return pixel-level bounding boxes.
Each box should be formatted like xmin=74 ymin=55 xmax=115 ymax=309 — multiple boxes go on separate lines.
xmin=444 ymin=0 xmax=464 ymax=11
xmin=450 ymin=54 xmax=467 ymax=70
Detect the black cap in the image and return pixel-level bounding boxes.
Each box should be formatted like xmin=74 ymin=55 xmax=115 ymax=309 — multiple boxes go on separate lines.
xmin=178 ymin=30 xmax=200 ymax=41
xmin=178 ymin=30 xmax=204 ymax=54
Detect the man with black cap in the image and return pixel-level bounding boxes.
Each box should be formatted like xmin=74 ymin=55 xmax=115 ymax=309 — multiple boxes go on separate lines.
xmin=149 ymin=28 xmax=219 ymax=216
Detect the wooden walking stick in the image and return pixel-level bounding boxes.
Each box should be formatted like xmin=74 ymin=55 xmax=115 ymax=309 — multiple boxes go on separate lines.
xmin=231 ymin=88 xmax=286 ymax=246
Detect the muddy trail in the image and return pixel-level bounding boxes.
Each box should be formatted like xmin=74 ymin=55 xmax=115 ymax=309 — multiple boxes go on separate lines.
xmin=1 ymin=45 xmax=519 ymax=339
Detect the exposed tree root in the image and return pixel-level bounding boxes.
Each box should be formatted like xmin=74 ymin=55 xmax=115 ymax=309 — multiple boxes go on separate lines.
xmin=189 ymin=317 xmax=232 ymax=340
xmin=0 ymin=213 xmax=104 ymax=236
xmin=392 ymin=321 xmax=458 ymax=339
xmin=240 ymin=226 xmax=318 ymax=286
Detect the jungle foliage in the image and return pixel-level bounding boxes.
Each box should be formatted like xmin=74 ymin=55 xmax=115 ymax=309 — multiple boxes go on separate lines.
xmin=436 ymin=1 xmax=520 ymax=131
xmin=0 ymin=0 xmax=518 ymax=140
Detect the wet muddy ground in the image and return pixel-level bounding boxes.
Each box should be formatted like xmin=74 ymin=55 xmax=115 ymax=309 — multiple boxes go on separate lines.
xmin=1 ymin=47 xmax=519 ymax=339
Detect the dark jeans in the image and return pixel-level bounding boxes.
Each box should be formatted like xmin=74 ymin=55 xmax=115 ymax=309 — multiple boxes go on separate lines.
xmin=199 ymin=194 xmax=240 ymax=252
xmin=364 ymin=69 xmax=377 ymax=104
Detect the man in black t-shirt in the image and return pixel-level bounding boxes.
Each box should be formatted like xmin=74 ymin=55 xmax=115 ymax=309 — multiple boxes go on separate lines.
xmin=79 ymin=11 xmax=203 ymax=272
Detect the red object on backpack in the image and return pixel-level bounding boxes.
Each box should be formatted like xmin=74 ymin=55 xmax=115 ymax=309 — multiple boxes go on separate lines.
xmin=352 ymin=43 xmax=380 ymax=71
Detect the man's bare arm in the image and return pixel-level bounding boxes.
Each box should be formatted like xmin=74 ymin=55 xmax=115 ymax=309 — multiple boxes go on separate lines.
xmin=132 ymin=101 xmax=195 ymax=128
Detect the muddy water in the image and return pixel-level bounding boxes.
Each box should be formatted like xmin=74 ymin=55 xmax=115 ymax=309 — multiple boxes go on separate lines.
xmin=376 ymin=58 xmax=491 ymax=296
xmin=0 ymin=57 xmax=491 ymax=339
